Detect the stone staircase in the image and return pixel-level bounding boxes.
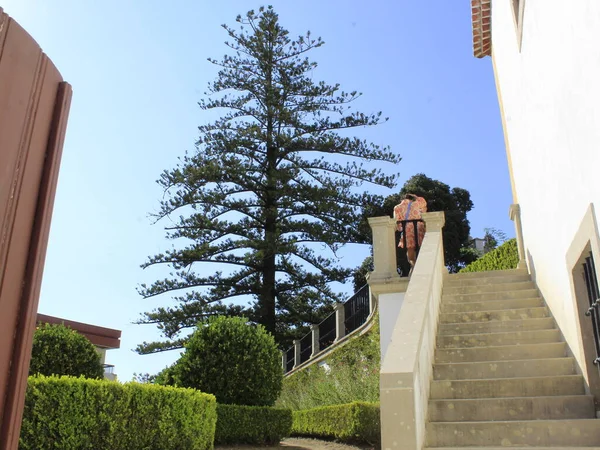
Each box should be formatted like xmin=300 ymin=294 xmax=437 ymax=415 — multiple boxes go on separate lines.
xmin=425 ymin=269 xmax=600 ymax=449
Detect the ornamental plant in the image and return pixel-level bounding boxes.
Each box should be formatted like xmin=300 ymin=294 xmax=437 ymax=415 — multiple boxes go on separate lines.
xmin=172 ymin=316 xmax=282 ymax=406
xmin=29 ymin=323 xmax=104 ymax=379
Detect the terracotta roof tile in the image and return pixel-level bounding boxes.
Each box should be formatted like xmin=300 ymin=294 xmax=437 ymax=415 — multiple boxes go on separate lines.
xmin=472 ymin=0 xmax=492 ymax=58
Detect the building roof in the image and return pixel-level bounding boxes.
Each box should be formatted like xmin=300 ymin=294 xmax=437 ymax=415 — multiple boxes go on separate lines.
xmin=37 ymin=313 xmax=121 ymax=349
xmin=471 ymin=0 xmax=492 ymax=58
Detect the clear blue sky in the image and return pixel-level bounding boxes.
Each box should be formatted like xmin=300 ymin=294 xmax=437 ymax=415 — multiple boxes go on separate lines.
xmin=4 ymin=0 xmax=512 ymax=381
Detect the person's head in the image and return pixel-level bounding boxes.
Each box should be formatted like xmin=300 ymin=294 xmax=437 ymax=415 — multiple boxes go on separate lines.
xmin=404 ymin=193 xmax=417 ymax=201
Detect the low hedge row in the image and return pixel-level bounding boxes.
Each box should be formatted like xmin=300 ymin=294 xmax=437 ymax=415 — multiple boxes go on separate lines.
xmin=291 ymin=402 xmax=380 ymax=445
xmin=20 ymin=376 xmax=216 ymax=450
xmin=460 ymin=238 xmax=519 ymax=273
xmin=215 ymin=404 xmax=292 ymax=445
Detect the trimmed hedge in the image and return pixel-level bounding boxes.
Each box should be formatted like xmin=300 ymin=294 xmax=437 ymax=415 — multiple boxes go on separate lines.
xmin=215 ymin=404 xmax=292 ymax=445
xmin=460 ymin=238 xmax=519 ymax=273
xmin=30 ymin=323 xmax=104 ymax=379
xmin=20 ymin=375 xmax=216 ymax=450
xmin=292 ymin=402 xmax=380 ymax=445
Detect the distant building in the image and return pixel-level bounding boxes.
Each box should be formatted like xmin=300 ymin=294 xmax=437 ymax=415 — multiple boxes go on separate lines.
xmin=36 ymin=314 xmax=121 ymax=381
xmin=470 ymin=237 xmax=486 ymax=254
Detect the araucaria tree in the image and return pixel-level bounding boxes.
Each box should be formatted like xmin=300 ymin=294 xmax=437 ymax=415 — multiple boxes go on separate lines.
xmin=137 ymin=7 xmax=400 ymax=353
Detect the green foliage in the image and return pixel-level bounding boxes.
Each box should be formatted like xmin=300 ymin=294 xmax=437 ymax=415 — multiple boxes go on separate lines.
xmin=483 ymin=227 xmax=508 ymax=254
xmin=137 ymin=6 xmax=400 ymax=354
xmin=277 ymin=319 xmax=379 ymax=410
xmin=171 ymin=316 xmax=282 ymax=406
xmin=29 ymin=324 xmax=103 ymax=379
xmin=291 ymin=402 xmax=380 ymax=445
xmin=352 ymin=256 xmax=373 ymax=293
xmin=359 ymin=173 xmax=476 ymax=273
xmin=215 ymin=404 xmax=292 ymax=445
xmin=460 ymin=238 xmax=519 ymax=273
xmin=20 ymin=375 xmax=216 ymax=450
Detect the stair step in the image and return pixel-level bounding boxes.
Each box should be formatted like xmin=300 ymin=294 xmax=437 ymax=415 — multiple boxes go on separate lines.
xmin=430 ymin=375 xmax=584 ymax=399
xmin=441 ymin=297 xmax=543 ymax=313
xmin=449 ymin=269 xmax=529 ymax=279
xmin=433 ymin=357 xmax=576 ymax=380
xmin=438 ymin=317 xmax=555 ymax=335
xmin=429 ymin=394 xmax=595 ymax=422
xmin=435 ymin=342 xmax=567 ymax=363
xmin=428 ymin=448 xmax=600 ymax=450
xmin=444 ymin=273 xmax=531 ymax=287
xmin=443 ymin=288 xmax=539 ymax=303
xmin=426 ymin=419 xmax=600 ymax=447
xmin=436 ymin=329 xmax=560 ymax=349
xmin=440 ymin=307 xmax=548 ymax=324
xmin=443 ymin=281 xmax=535 ymax=296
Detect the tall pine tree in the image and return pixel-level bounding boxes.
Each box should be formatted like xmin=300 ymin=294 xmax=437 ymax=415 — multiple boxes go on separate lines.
xmin=137 ymin=6 xmax=400 ymax=353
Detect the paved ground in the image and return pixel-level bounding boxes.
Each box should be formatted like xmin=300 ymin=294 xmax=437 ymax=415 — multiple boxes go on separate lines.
xmin=216 ymin=437 xmax=376 ymax=450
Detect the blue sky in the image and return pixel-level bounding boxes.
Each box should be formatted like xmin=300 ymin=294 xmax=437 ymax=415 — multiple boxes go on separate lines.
xmin=4 ymin=0 xmax=512 ymax=380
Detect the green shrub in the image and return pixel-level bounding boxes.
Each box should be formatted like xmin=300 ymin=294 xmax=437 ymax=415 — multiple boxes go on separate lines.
xmin=460 ymin=238 xmax=519 ymax=273
xmin=292 ymin=402 xmax=380 ymax=445
xmin=20 ymin=375 xmax=216 ymax=450
xmin=215 ymin=404 xmax=292 ymax=445
xmin=277 ymin=319 xmax=380 ymax=410
xmin=29 ymin=323 xmax=104 ymax=379
xmin=172 ymin=316 xmax=282 ymax=406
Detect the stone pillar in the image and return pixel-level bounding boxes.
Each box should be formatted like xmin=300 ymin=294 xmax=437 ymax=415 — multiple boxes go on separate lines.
xmin=509 ymin=204 xmax=527 ymax=269
xmin=368 ymin=216 xmax=401 ymax=282
xmin=368 ymin=289 xmax=376 ymax=315
xmin=310 ymin=324 xmax=320 ymax=357
xmin=293 ymin=339 xmax=301 ymax=368
xmin=334 ymin=303 xmax=346 ymax=342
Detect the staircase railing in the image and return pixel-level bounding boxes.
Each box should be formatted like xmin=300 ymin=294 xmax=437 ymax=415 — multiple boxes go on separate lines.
xmin=372 ymin=211 xmax=446 ymax=450
xmin=282 ymin=284 xmax=376 ymax=375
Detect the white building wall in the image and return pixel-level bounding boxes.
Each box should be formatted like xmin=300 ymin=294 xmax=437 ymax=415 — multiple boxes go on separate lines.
xmin=491 ymin=0 xmax=600 ymax=368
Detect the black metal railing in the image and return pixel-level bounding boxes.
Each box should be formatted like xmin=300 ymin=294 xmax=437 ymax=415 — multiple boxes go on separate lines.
xmin=344 ymin=284 xmax=370 ymax=335
xmin=286 ymin=347 xmax=295 ymax=372
xmin=583 ymin=252 xmax=600 ymax=366
xmin=318 ymin=312 xmax=337 ymax=352
xmin=300 ymin=333 xmax=312 ymax=364
xmin=283 ymin=284 xmax=374 ymax=374
xmin=103 ymin=364 xmax=115 ymax=374
xmin=396 ymin=219 xmax=424 ymax=277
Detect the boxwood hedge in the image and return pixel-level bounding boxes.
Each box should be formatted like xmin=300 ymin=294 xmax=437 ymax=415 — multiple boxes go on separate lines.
xmin=20 ymin=376 xmax=216 ymax=450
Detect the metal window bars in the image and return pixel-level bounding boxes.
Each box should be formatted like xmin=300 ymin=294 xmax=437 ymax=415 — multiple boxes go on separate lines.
xmin=583 ymin=252 xmax=600 ymax=366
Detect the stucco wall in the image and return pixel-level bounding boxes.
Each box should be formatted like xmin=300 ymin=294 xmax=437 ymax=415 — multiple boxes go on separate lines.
xmin=491 ymin=0 xmax=600 ymax=370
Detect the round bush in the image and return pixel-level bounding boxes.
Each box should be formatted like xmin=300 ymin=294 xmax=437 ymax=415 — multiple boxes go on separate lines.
xmin=173 ymin=316 xmax=282 ymax=406
xmin=29 ymin=323 xmax=104 ymax=379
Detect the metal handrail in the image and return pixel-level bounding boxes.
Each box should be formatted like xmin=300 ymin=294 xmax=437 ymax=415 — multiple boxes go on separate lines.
xmin=284 ymin=284 xmax=370 ymax=373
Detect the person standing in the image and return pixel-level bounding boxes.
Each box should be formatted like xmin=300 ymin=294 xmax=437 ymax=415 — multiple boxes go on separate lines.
xmin=394 ymin=193 xmax=427 ymax=276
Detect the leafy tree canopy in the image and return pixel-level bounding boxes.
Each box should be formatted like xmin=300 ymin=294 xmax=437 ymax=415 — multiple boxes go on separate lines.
xmin=136 ymin=6 xmax=400 ymax=353
xmin=358 ymin=173 xmax=476 ymax=274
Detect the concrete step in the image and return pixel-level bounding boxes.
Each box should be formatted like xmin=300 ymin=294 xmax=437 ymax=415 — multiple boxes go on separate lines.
xmin=442 ymin=288 xmax=540 ymax=303
xmin=436 ymin=329 xmax=561 ymax=349
xmin=441 ymin=297 xmax=543 ymax=313
xmin=449 ymin=269 xmax=529 ymax=280
xmin=440 ymin=306 xmax=548 ymax=324
xmin=426 ymin=419 xmax=600 ymax=447
xmin=433 ymin=357 xmax=576 ymax=380
xmin=443 ymin=281 xmax=535 ymax=296
xmin=435 ymin=342 xmax=567 ymax=363
xmin=428 ymin=448 xmax=600 ymax=450
xmin=430 ymin=375 xmax=584 ymax=399
xmin=444 ymin=273 xmax=531 ymax=287
xmin=437 ymin=317 xmax=555 ymax=335
xmin=429 ymin=395 xmax=595 ymax=422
